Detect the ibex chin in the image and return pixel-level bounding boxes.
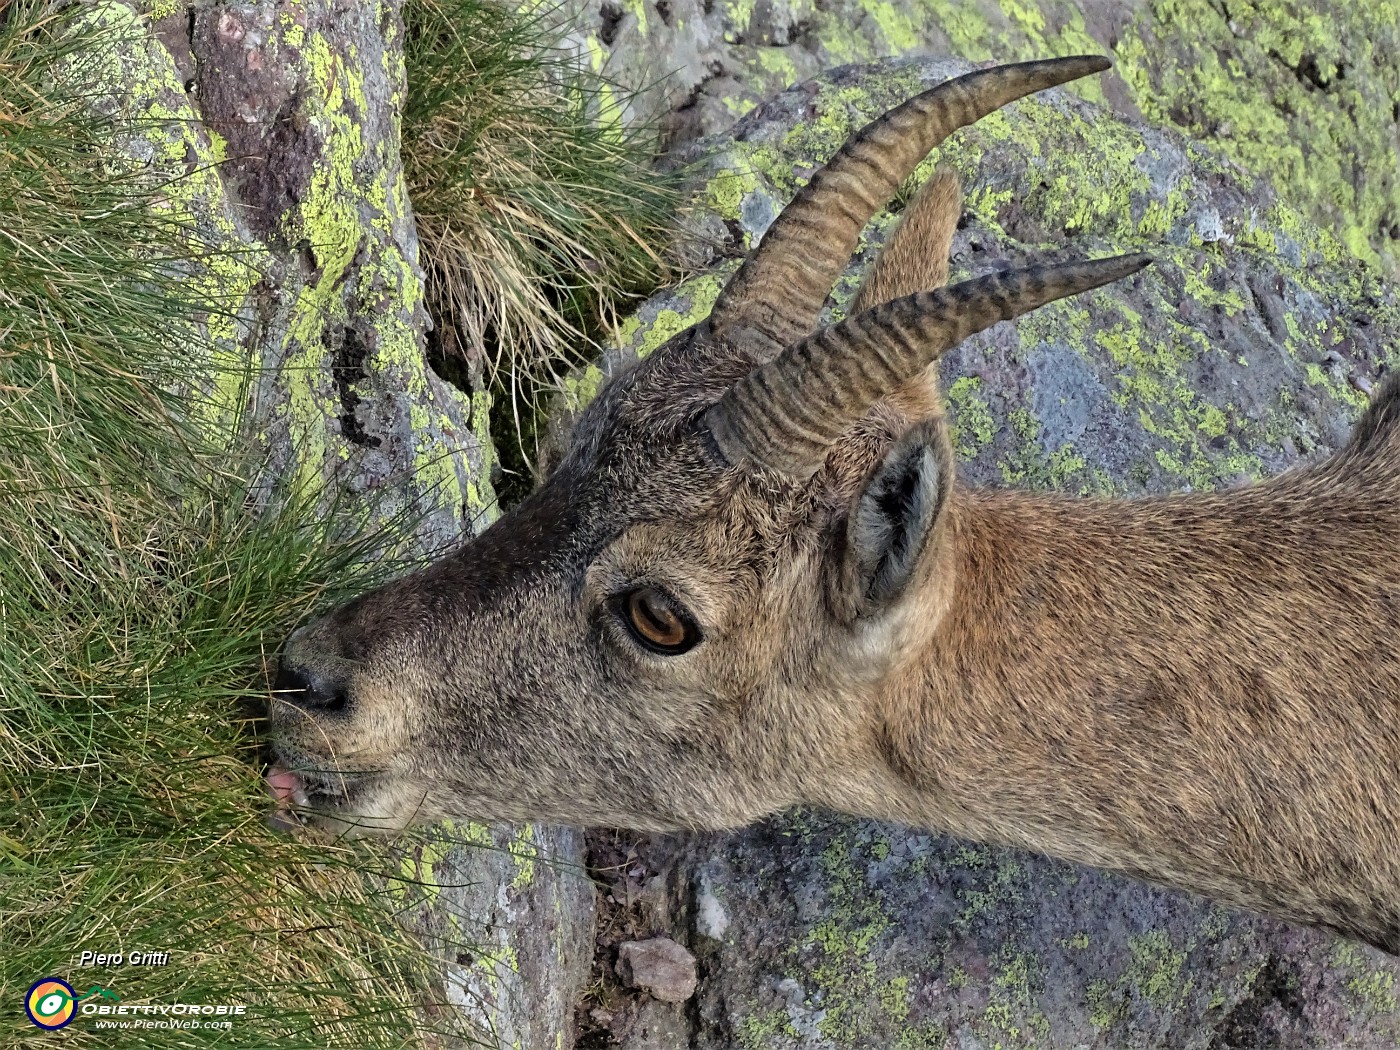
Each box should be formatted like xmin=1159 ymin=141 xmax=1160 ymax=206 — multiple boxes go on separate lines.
xmin=269 ymin=56 xmax=1400 ymax=956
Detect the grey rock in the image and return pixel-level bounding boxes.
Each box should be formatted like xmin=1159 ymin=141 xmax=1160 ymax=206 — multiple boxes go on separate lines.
xmin=93 ymin=7 xmax=596 ymax=1047
xmin=618 ymin=998 xmax=696 ymax=1050
xmin=554 ymin=0 xmax=1400 ymax=274
xmin=618 ymin=937 xmax=701 ymax=1002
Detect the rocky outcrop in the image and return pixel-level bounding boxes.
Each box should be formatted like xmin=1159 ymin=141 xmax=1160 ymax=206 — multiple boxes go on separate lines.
xmin=564 ymin=56 xmax=1400 ymax=1048
xmin=557 ymin=0 xmax=1400 ymax=275
xmin=90 ymin=5 xmax=595 ymax=1046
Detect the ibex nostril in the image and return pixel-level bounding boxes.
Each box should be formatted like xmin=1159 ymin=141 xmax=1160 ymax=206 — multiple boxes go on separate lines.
xmin=272 ymin=661 xmax=349 ymax=714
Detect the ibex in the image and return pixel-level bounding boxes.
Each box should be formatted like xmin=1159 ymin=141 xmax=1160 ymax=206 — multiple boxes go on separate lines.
xmin=269 ymin=57 xmax=1400 ymax=956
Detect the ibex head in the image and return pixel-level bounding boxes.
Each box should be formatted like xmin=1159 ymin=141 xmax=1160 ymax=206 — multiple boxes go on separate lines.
xmin=268 ymin=55 xmax=1144 ymax=834
xmin=270 ymin=54 xmax=1400 ymax=954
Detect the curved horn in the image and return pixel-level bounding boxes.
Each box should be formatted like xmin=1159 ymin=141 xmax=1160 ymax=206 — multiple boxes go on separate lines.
xmin=707 ymin=56 xmax=1112 ymax=350
xmin=705 ymin=253 xmax=1154 ymax=476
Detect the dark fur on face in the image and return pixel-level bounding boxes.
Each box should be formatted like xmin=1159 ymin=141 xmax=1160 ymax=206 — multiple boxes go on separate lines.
xmin=270 ymin=58 xmax=1400 ymax=957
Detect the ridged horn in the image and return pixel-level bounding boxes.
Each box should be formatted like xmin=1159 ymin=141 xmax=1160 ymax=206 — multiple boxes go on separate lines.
xmin=706 ymin=56 xmax=1113 ymax=350
xmin=705 ymin=254 xmax=1154 ymax=476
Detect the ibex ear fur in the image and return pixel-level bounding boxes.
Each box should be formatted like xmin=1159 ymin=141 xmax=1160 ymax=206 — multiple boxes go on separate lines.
xmin=842 ymin=415 xmax=954 ymax=619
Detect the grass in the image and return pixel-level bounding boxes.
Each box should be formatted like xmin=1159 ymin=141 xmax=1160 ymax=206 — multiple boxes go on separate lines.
xmin=401 ymin=0 xmax=680 ymax=496
xmin=0 ymin=5 xmax=474 ymax=1046
xmin=1 ymin=0 xmax=673 ymax=1040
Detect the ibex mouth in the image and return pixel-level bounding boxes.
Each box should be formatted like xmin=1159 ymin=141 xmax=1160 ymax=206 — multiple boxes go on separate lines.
xmin=266 ymin=763 xmax=310 ymax=807
xmin=264 ymin=759 xmax=362 ymax=831
xmin=265 ymin=763 xmax=312 ymax=831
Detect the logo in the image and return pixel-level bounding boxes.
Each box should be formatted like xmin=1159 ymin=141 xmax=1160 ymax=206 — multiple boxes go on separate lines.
xmin=25 ymin=978 xmax=76 ymax=1030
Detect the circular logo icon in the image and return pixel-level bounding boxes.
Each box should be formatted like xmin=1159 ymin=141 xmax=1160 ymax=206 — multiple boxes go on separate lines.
xmin=26 ymin=978 xmax=76 ymax=1030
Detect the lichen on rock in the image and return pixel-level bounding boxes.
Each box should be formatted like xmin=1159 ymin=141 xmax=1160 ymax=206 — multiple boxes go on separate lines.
xmin=71 ymin=5 xmax=594 ymax=1047
xmin=559 ymin=0 xmax=1400 ymax=275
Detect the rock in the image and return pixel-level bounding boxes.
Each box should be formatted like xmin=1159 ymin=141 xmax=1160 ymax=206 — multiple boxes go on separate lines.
xmin=678 ymin=821 xmax=1400 ymax=1049
xmin=564 ymin=56 xmax=1400 ymax=1049
xmin=397 ymin=823 xmax=596 ymax=1050
xmin=85 ymin=8 xmax=596 ymax=1048
xmin=618 ymin=998 xmax=696 ymax=1050
xmin=618 ymin=937 xmax=700 ymax=1002
xmin=557 ymin=0 xmax=1400 ymax=274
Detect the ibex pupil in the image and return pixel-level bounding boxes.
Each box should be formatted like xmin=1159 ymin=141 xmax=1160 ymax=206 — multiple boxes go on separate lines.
xmin=623 ymin=587 xmax=697 ymax=653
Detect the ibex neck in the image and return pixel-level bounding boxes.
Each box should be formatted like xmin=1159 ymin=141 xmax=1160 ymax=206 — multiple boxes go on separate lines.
xmin=875 ymin=479 xmax=1400 ymax=948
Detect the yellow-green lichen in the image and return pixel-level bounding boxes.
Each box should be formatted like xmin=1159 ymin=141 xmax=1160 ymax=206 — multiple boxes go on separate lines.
xmin=509 ymin=826 xmax=538 ymax=890
xmin=274 ymin=22 xmax=475 ymax=520
xmin=615 ymin=269 xmax=731 ymax=361
xmin=705 ymin=163 xmax=766 ymax=224
xmin=387 ymin=835 xmax=457 ymax=906
xmin=953 ymin=848 xmax=1026 ymax=931
xmin=1086 ymin=978 xmax=1127 ymax=1030
xmin=1332 ymin=941 xmax=1400 ymax=1014
xmin=728 ymin=826 xmax=953 ymax=1047
xmin=1113 ymin=0 xmax=1400 ymax=272
xmin=738 ymin=1009 xmax=800 ymax=1049
xmin=1124 ymin=930 xmax=1193 ymax=1008
xmin=970 ymin=950 xmax=1052 ymax=1048
xmin=558 ymin=364 xmax=608 ymax=415
xmin=945 ymin=376 xmax=996 ymax=457
xmin=69 ymin=4 xmax=259 ymax=447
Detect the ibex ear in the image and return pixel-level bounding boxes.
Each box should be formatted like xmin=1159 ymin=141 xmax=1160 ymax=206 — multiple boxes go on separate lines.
xmin=841 ymin=417 xmax=954 ymax=618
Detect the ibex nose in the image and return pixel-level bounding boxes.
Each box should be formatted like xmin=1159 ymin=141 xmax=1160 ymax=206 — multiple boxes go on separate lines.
xmin=273 ymin=633 xmax=351 ymax=714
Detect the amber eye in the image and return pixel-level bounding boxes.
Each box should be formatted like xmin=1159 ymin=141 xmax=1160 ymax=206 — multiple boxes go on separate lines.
xmin=620 ymin=587 xmax=700 ymax=655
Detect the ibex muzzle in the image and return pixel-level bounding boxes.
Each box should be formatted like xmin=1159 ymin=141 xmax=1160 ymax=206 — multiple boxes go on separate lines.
xmin=270 ymin=57 xmax=1400 ymax=956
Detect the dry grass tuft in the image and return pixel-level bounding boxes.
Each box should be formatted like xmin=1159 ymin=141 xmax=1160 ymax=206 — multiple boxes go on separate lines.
xmin=402 ymin=0 xmax=679 ymax=480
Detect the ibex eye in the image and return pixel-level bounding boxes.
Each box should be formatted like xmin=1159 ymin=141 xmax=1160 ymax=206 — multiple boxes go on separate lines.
xmin=620 ymin=587 xmax=700 ymax=655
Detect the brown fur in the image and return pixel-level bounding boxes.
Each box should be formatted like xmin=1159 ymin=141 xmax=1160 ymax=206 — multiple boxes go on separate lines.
xmin=270 ymin=81 xmax=1400 ymax=958
xmin=850 ymin=167 xmax=961 ymax=315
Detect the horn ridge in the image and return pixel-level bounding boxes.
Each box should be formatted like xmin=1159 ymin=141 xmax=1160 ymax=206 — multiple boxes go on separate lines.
xmin=708 ymin=56 xmax=1113 ymax=353
xmin=706 ymin=253 xmax=1154 ymax=475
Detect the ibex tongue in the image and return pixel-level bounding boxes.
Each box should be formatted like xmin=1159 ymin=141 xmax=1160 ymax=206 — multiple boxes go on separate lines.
xmin=265 ymin=765 xmax=309 ymax=832
xmin=266 ymin=764 xmax=309 ymax=807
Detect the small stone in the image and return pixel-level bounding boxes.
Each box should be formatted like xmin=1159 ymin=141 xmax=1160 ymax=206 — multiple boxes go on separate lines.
xmin=616 ymin=937 xmax=698 ymax=1003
